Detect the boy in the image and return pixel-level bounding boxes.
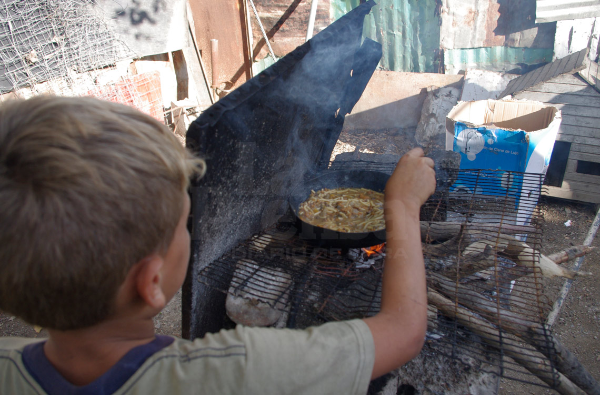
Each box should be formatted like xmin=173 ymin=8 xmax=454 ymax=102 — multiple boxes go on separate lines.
xmin=0 ymin=96 xmax=435 ymax=394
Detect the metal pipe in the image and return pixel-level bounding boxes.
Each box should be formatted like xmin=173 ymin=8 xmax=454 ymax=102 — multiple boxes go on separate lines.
xmin=305 ymin=0 xmax=319 ymax=42
xmin=210 ymin=39 xmax=219 ymax=89
xmin=248 ymin=0 xmax=276 ymax=60
xmin=546 ymin=205 xmax=600 ymax=328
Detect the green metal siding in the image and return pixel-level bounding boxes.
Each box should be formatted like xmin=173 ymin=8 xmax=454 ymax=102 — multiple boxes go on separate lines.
xmin=444 ymin=47 xmax=554 ymax=75
xmin=331 ymin=0 xmax=441 ymax=72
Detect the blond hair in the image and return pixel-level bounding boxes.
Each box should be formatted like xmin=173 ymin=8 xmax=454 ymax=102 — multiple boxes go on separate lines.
xmin=0 ymin=96 xmax=205 ymax=330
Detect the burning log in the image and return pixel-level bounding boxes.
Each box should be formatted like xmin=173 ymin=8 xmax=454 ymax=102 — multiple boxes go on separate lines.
xmin=427 ymin=290 xmax=587 ymax=395
xmin=428 ymin=273 xmax=600 ymax=395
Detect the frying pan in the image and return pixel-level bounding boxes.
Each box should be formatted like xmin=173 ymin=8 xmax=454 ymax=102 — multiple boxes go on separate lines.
xmin=289 ymin=170 xmax=390 ymax=248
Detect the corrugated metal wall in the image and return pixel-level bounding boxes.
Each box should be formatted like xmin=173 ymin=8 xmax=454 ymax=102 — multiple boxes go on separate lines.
xmin=332 ymin=0 xmax=441 ymax=72
xmin=445 ymin=47 xmax=554 ymax=75
xmin=536 ymin=0 xmax=600 ymax=23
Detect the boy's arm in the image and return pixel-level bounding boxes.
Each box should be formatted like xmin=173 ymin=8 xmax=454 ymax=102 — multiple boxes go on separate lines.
xmin=363 ymin=147 xmax=436 ymax=379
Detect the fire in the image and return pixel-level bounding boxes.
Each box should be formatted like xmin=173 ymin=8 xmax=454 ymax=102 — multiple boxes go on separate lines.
xmin=362 ymin=243 xmax=385 ymax=257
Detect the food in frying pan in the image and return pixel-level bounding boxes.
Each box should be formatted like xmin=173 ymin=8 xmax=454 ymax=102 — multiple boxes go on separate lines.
xmin=297 ymin=187 xmax=384 ymax=233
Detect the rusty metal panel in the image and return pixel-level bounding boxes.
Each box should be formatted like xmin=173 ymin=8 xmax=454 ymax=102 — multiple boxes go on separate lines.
xmin=440 ymin=0 xmax=555 ymax=50
xmin=536 ymin=0 xmax=600 ymax=23
xmin=188 ymin=0 xmax=252 ymax=95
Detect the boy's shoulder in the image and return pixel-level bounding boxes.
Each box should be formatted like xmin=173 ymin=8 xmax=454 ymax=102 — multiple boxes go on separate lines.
xmin=0 ymin=337 xmax=46 ymax=394
xmin=0 ymin=336 xmax=40 ymax=352
xmin=1 ymin=321 xmax=373 ymax=395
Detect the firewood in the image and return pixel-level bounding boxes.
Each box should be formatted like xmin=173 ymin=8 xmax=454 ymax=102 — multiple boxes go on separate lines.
xmin=504 ymin=239 xmax=588 ymax=279
xmin=429 ymin=273 xmax=600 ymax=395
xmin=547 ymin=245 xmax=596 ymax=265
xmin=427 ymin=290 xmax=587 ymax=395
xmin=455 ymin=234 xmax=586 ymax=279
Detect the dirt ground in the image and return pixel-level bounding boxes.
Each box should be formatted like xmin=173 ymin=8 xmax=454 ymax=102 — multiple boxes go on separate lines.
xmin=498 ymin=197 xmax=600 ymax=394
xmin=1 ymin=128 xmax=598 ymax=393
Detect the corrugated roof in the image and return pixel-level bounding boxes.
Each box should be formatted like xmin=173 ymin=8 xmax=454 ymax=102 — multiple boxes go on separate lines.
xmin=499 ymin=48 xmax=589 ymax=97
xmin=440 ymin=0 xmax=555 ymax=50
xmin=331 ymin=0 xmax=441 ymax=72
xmin=536 ymin=0 xmax=600 ymax=23
xmin=444 ymin=47 xmax=554 ymax=75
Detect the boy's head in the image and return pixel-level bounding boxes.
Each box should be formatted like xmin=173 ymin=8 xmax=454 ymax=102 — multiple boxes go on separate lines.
xmin=0 ymin=95 xmax=205 ymax=331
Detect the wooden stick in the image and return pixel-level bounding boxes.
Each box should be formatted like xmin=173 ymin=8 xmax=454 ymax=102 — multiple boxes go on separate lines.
xmin=429 ymin=274 xmax=600 ymax=395
xmin=427 ymin=290 xmax=586 ymax=395
xmin=547 ymin=245 xmax=596 ymax=265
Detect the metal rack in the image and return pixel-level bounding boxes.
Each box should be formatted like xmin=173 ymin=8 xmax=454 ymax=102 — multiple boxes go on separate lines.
xmin=196 ymin=163 xmax=560 ymax=388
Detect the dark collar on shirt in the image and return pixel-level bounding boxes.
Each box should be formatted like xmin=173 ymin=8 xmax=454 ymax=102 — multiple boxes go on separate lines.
xmin=22 ymin=335 xmax=174 ymax=395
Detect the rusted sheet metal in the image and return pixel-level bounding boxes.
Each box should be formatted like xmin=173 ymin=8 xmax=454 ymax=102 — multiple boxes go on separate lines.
xmin=440 ymin=0 xmax=555 ymax=50
xmin=188 ymin=0 xmax=252 ymax=94
xmin=536 ymin=0 xmax=600 ymax=24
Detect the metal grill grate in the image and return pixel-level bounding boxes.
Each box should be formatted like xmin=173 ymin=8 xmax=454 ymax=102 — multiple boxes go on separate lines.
xmin=196 ymin=163 xmax=560 ymax=388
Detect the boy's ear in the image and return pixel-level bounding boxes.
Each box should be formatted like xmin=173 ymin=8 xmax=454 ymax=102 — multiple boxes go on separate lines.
xmin=135 ymin=255 xmax=167 ymax=310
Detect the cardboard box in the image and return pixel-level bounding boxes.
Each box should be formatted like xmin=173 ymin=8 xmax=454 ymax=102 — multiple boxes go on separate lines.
xmin=445 ymin=99 xmax=562 ymax=225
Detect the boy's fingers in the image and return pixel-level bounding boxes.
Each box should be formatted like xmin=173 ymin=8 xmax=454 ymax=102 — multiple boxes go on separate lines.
xmin=406 ymin=147 xmax=424 ymax=157
xmin=422 ymin=157 xmax=434 ymax=168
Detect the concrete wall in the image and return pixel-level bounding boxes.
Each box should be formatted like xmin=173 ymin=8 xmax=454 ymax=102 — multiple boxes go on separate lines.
xmin=343 ymin=71 xmax=464 ymax=130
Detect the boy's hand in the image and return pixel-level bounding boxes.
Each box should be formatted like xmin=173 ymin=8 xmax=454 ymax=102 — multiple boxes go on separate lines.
xmin=385 ymin=148 xmax=436 ymax=213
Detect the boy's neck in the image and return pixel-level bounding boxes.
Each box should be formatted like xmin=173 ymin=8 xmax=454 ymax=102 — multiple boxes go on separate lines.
xmin=44 ymin=315 xmax=156 ymax=386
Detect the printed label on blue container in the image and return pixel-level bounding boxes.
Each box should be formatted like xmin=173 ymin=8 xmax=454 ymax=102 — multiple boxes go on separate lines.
xmin=451 ymin=122 xmax=528 ymax=199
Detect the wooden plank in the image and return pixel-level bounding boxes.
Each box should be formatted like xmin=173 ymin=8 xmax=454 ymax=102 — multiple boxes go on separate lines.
xmin=566 ymin=158 xmax=577 ymax=173
xmin=560 ymin=178 xmax=600 ymax=194
xmin=171 ymin=50 xmax=189 ymax=101
xmin=544 ymin=185 xmax=600 ymax=203
xmin=540 ymin=55 xmax=571 ymax=86
xmin=560 ymin=115 xmax=600 ymax=129
xmin=513 ymin=91 xmax=600 ymax=106
xmin=550 ymin=73 xmax=589 ymax=86
xmin=552 ymin=104 xmax=600 ymax=118
xmin=570 ymin=143 xmax=600 ymax=155
xmin=578 ymin=59 xmax=600 ymax=94
xmin=527 ymin=82 xmax=600 ymax=96
xmin=563 ymin=170 xmax=600 ymax=186
xmin=519 ymin=65 xmax=546 ymax=93
xmin=556 ymin=133 xmax=600 ymax=147
xmin=559 ymin=124 xmax=600 ymax=136
xmin=561 ymin=48 xmax=588 ymax=77
xmin=568 ymin=151 xmax=600 ymax=163
xmin=506 ymin=68 xmax=533 ymax=96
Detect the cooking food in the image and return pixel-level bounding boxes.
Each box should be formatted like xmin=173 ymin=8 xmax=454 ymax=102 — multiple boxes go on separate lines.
xmin=298 ymin=187 xmax=385 ymax=233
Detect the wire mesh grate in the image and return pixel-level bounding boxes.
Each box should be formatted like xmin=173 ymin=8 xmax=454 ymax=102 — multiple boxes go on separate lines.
xmin=0 ymin=0 xmax=132 ymax=94
xmin=196 ymin=163 xmax=560 ymax=389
